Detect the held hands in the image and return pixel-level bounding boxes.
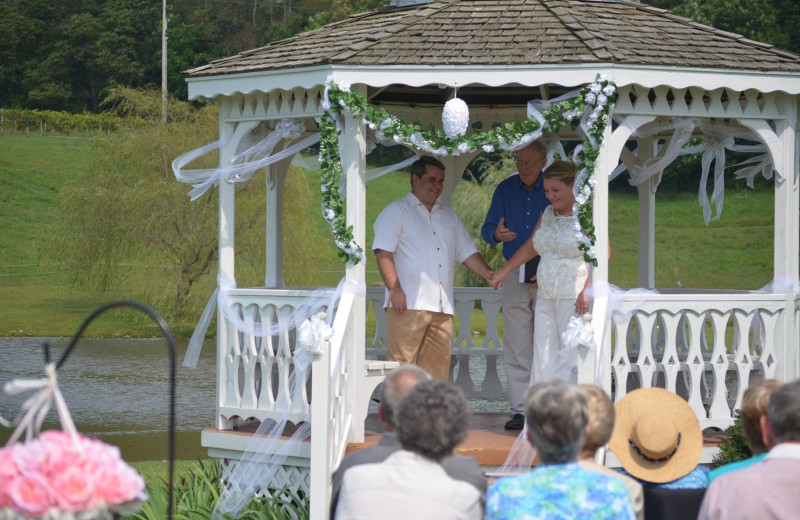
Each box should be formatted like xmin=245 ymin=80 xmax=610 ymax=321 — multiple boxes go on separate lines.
xmin=489 ymin=269 xmax=508 ymax=290
xmin=493 ymin=218 xmax=517 ymax=243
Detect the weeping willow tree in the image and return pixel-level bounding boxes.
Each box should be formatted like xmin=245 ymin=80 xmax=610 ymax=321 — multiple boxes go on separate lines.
xmin=53 ymin=86 xmax=322 ymax=317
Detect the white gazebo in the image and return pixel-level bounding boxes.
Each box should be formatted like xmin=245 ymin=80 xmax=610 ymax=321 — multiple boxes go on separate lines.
xmin=176 ymin=0 xmax=800 ymax=517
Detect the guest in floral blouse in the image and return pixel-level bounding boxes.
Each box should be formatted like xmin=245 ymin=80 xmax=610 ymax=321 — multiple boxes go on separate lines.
xmin=486 ymin=381 xmax=635 ymax=520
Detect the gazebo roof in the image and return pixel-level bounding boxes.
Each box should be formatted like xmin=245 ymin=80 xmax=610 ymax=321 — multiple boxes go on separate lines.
xmin=186 ymin=0 xmax=800 ymax=77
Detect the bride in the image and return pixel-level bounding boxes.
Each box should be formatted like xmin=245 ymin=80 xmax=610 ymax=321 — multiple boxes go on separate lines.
xmin=490 ymin=160 xmax=589 ymax=383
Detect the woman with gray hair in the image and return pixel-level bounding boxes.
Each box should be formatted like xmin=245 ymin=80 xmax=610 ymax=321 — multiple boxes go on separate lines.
xmin=335 ymin=379 xmax=481 ymax=520
xmin=486 ymin=381 xmax=634 ymax=520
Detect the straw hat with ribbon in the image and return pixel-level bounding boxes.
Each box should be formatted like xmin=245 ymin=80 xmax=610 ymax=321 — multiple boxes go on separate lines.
xmin=608 ymin=387 xmax=703 ymax=484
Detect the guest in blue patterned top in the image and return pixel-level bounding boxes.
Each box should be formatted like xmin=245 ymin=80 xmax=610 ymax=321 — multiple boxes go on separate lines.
xmin=486 ymin=381 xmax=635 ymax=520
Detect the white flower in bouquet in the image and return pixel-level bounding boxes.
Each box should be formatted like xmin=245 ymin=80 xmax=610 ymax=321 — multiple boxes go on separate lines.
xmin=457 ymin=142 xmax=470 ymax=154
xmin=441 ymin=98 xmax=469 ymax=139
xmin=597 ymin=93 xmax=608 ymax=107
xmin=603 ymin=84 xmax=616 ymax=96
xmin=338 ymin=82 xmax=351 ymax=93
xmin=482 ymin=144 xmax=494 ymax=153
xmin=584 ymin=92 xmax=596 ymax=105
xmin=590 ymin=83 xmax=602 ymax=94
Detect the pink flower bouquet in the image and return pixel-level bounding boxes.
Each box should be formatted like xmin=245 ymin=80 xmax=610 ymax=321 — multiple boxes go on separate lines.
xmin=0 ymin=431 xmax=147 ymax=519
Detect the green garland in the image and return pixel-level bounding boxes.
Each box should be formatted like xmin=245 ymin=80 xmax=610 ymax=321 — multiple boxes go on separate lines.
xmin=320 ymin=74 xmax=617 ymax=265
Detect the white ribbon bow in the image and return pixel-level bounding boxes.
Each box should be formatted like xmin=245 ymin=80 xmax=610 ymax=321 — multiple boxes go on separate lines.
xmin=3 ymin=363 xmax=79 ymax=445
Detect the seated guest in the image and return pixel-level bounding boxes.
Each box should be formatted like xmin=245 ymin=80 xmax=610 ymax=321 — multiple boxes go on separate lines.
xmin=330 ymin=365 xmax=486 ymax=517
xmin=334 ymin=379 xmax=482 ymax=520
xmin=709 ymin=379 xmax=783 ymax=483
xmin=579 ymin=384 xmax=644 ymax=520
xmin=698 ymin=379 xmax=800 ymax=520
xmin=608 ymin=387 xmax=708 ymax=489
xmin=486 ymin=381 xmax=635 ymax=520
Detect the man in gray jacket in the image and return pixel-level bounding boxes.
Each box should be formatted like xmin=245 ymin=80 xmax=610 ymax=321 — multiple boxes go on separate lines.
xmin=329 ymin=365 xmax=487 ymax=517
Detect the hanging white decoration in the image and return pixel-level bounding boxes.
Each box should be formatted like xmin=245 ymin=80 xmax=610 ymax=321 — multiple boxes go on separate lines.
xmin=442 ymin=97 xmax=470 ymax=139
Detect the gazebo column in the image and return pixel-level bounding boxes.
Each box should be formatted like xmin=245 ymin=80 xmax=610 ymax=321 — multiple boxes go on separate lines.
xmin=585 ymin=114 xmax=655 ymax=390
xmin=741 ymin=101 xmax=800 ymax=381
xmin=439 ymin=153 xmax=478 ymax=206
xmin=635 ymin=138 xmax=661 ymax=290
xmin=216 ymin=99 xmax=237 ymax=429
xmin=264 ymin=145 xmax=291 ymax=289
xmin=342 ymin=85 xmax=368 ymax=442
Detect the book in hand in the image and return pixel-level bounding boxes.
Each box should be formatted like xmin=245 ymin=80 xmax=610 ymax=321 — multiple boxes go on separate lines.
xmin=518 ymin=255 xmax=541 ymax=284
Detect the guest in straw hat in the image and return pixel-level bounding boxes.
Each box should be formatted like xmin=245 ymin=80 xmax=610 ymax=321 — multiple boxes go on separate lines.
xmin=608 ymin=387 xmax=709 ymax=488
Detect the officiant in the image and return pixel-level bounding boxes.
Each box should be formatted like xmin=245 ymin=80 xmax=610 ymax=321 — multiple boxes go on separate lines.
xmin=481 ymin=140 xmax=550 ymax=431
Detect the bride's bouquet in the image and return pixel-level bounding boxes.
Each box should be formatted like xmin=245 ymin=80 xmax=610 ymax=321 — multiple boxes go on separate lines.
xmin=1 ymin=364 xmax=147 ymax=519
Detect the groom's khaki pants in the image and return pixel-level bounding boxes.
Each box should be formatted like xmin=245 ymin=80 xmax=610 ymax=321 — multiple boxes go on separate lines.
xmin=385 ymin=308 xmax=453 ymax=380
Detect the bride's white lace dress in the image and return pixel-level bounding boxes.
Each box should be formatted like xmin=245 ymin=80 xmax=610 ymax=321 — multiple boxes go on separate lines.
xmin=531 ymin=206 xmax=588 ymax=382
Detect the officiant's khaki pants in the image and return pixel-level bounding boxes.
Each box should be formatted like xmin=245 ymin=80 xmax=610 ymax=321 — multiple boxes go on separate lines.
xmin=502 ymin=274 xmax=538 ymax=414
xmin=385 ymin=308 xmax=452 ymax=380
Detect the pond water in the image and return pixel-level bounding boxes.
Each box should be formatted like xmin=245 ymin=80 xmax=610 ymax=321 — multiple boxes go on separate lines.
xmin=0 ymin=337 xmax=509 ymax=462
xmin=0 ymin=337 xmax=216 ymax=462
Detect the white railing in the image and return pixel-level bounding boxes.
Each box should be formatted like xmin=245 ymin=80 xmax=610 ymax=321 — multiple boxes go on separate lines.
xmin=310 ymin=291 xmax=354 ymax=520
xmin=211 ymin=285 xmax=799 ymax=512
xmin=216 ymin=288 xmax=336 ymax=428
xmin=608 ymin=290 xmax=799 ymax=430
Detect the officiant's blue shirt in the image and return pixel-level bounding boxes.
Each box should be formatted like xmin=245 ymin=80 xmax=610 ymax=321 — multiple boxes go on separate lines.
xmin=481 ymin=173 xmax=550 ymax=259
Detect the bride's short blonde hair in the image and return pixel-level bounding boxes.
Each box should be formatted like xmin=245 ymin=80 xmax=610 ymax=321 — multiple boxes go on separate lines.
xmin=542 ymin=160 xmax=577 ymax=184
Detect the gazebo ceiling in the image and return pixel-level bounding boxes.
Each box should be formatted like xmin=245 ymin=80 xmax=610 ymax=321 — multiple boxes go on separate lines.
xmin=184 ymin=0 xmax=800 ymax=102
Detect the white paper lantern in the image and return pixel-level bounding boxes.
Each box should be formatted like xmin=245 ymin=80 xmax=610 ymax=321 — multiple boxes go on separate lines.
xmin=442 ymin=97 xmax=469 ymax=139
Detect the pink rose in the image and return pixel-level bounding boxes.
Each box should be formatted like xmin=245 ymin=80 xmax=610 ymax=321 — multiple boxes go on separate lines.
xmin=8 ymin=473 xmax=54 ymax=517
xmin=93 ymin=461 xmax=146 ymax=505
xmin=51 ymin=467 xmax=95 ymax=512
xmin=41 ymin=433 xmax=87 ymax=478
xmin=0 ymin=448 xmax=18 ymax=509
xmin=12 ymin=439 xmax=48 ymax=477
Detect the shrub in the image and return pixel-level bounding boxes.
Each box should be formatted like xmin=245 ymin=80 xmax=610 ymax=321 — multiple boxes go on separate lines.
xmin=711 ymin=409 xmax=752 ymax=467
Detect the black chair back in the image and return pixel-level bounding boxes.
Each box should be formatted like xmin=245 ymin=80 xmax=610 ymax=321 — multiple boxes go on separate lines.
xmin=643 ymin=487 xmax=706 ymax=520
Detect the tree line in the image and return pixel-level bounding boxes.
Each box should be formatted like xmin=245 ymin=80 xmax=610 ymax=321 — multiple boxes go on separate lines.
xmin=2 ymin=0 xmax=799 ymax=114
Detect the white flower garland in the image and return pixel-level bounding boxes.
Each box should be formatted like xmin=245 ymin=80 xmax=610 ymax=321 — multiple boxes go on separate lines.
xmin=320 ymin=74 xmax=617 ymax=265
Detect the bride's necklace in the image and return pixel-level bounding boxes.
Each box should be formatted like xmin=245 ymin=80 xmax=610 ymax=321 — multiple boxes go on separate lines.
xmin=554 ymin=207 xmax=573 ymax=217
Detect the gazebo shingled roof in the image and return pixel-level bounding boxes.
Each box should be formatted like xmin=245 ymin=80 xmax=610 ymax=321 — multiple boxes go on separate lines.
xmin=184 ymin=0 xmax=800 ymax=78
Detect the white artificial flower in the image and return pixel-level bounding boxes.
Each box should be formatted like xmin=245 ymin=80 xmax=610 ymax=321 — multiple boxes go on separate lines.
xmin=482 ymin=144 xmax=495 ymax=153
xmin=603 ymin=84 xmax=616 ymax=96
xmin=325 ymin=208 xmax=335 ymax=221
xmin=321 ymin=184 xmax=328 ymax=192
xmin=584 ymin=93 xmax=596 ymax=105
xmin=590 ymin=83 xmax=602 ymax=94
xmin=457 ymin=142 xmax=470 ymax=154
xmin=599 ymin=73 xmax=608 ymax=82
xmin=368 ymin=122 xmax=376 ymax=130
xmin=576 ymin=193 xmax=587 ymax=204
xmin=393 ymin=135 xmax=403 ymax=143
xmin=597 ymin=94 xmax=608 ymax=106
xmin=588 ymin=175 xmax=597 ymax=187
xmin=338 ymin=82 xmax=351 ymax=93
xmin=587 ymin=247 xmax=597 ymax=259
xmin=573 ymin=220 xmax=583 ymax=231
